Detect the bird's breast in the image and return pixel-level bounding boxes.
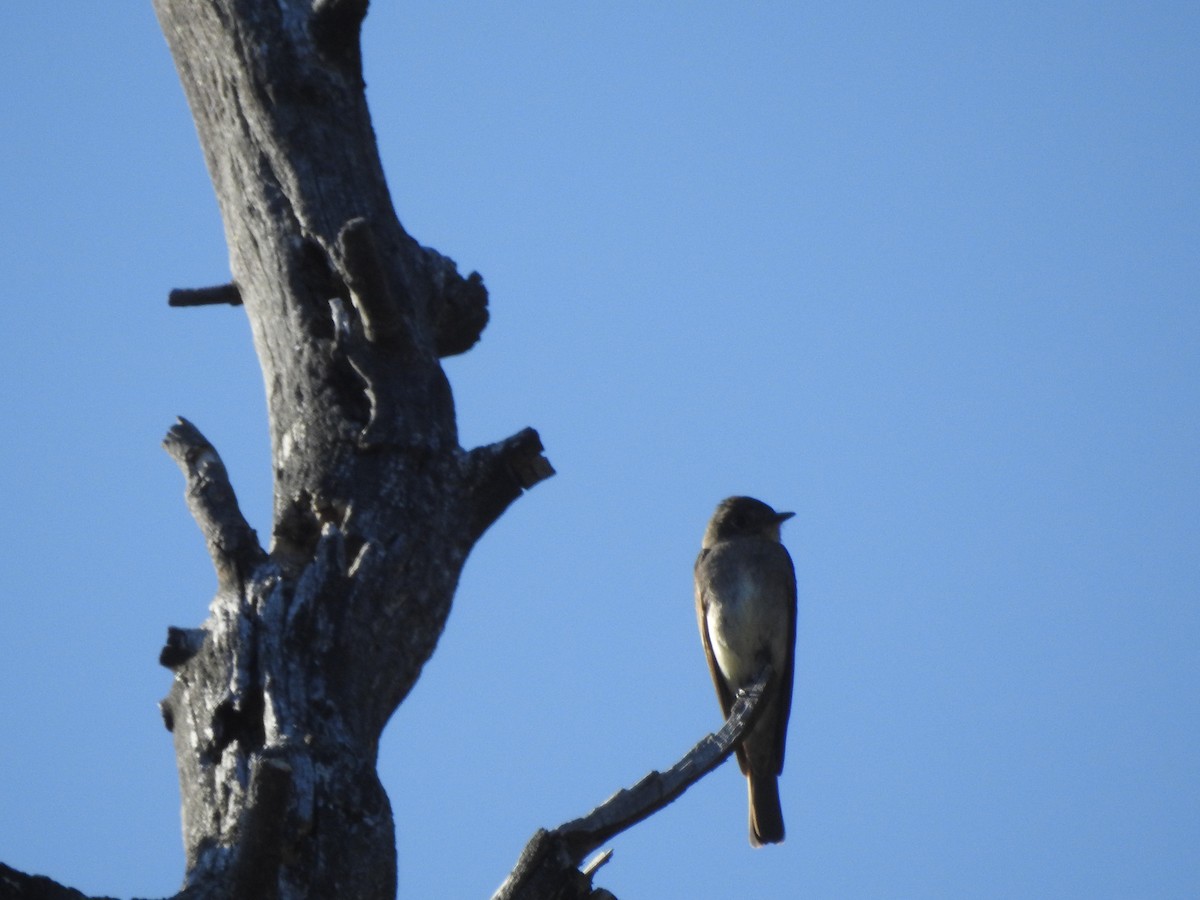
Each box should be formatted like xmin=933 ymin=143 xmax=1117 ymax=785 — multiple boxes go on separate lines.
xmin=705 ymin=567 xmax=788 ymax=688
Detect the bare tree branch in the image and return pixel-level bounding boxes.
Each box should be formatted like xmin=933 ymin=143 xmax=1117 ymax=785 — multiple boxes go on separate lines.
xmin=463 ymin=428 xmax=556 ymax=542
xmin=493 ymin=669 xmax=773 ymax=900
xmin=168 ymin=283 xmax=244 ymax=307
xmin=162 ymin=417 xmax=265 ymax=592
xmin=0 ymin=864 xmax=116 ymax=900
xmin=6 ymin=2 xmax=572 ymax=896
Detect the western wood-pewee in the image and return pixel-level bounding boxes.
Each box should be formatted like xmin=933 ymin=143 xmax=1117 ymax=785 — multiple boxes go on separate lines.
xmin=695 ymin=495 xmax=796 ymax=846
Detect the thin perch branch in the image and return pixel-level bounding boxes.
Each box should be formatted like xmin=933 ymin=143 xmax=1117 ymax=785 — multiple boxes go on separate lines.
xmin=492 ymin=668 xmax=772 ymax=900
xmin=557 ymin=667 xmax=772 ymax=860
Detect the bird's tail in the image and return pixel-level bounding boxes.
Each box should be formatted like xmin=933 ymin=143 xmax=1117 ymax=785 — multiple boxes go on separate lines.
xmin=748 ymin=773 xmax=785 ymax=847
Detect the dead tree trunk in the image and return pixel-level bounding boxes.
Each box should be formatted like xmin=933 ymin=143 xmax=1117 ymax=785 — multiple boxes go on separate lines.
xmin=0 ymin=5 xmax=772 ymax=898
xmin=148 ymin=1 xmax=553 ymax=896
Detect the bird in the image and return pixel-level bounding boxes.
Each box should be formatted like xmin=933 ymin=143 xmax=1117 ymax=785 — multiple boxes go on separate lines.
xmin=694 ymin=495 xmax=796 ymax=847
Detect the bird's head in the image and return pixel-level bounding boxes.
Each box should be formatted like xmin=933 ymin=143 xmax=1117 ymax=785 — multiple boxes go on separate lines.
xmin=702 ymin=496 xmax=794 ymax=548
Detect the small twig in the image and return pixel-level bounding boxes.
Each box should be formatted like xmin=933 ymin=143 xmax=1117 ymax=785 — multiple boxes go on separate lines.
xmin=162 ymin=417 xmax=265 ymax=591
xmin=168 ymin=283 xmax=243 ymax=307
xmin=581 ymin=849 xmax=614 ymax=878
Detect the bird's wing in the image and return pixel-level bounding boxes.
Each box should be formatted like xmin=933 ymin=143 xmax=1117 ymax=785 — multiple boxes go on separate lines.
xmin=695 ymin=548 xmax=745 ymax=771
xmin=770 ymin=541 xmax=798 ymax=774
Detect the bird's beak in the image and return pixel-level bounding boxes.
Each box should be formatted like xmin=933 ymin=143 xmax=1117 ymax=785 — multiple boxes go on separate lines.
xmin=775 ymin=511 xmax=795 ymax=523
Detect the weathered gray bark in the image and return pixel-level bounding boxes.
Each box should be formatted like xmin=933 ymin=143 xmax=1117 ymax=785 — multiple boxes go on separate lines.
xmin=146 ymin=1 xmax=553 ymax=897
xmin=0 ymin=4 xmax=762 ymax=898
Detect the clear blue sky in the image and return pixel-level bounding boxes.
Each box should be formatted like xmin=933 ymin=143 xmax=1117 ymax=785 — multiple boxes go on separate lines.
xmin=1 ymin=3 xmax=1197 ymax=898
